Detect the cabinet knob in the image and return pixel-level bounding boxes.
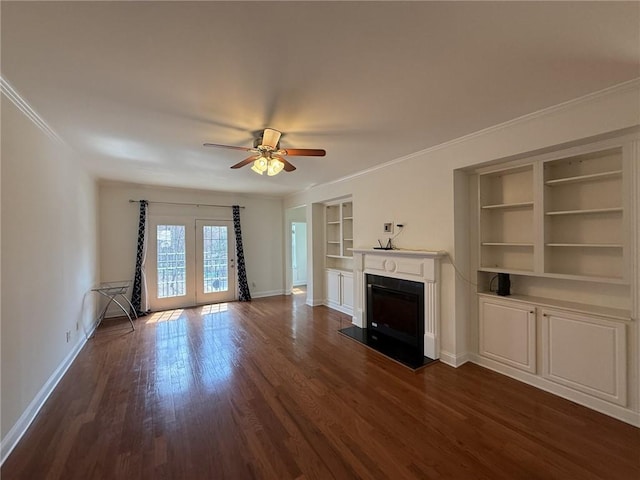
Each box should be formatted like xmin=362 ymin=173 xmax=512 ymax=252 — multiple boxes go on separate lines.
xmin=529 ymin=311 xmax=534 ymax=314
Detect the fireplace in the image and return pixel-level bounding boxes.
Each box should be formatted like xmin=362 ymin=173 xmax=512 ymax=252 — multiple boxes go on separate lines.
xmin=340 ymin=248 xmax=444 ymax=368
xmin=366 ymin=274 xmax=424 ymax=350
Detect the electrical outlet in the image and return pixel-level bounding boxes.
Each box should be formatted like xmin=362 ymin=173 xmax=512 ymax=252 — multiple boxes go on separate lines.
xmin=66 ymin=331 xmax=71 ymax=343
xmin=76 ymin=321 xmax=79 ymax=331
xmin=383 ymin=223 xmax=393 ymax=234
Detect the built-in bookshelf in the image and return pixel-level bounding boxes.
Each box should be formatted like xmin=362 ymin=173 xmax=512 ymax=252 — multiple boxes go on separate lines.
xmin=325 ymin=199 xmax=353 ymax=271
xmin=477 ymin=143 xmax=628 ymax=283
xmin=543 ymin=148 xmax=624 ymax=281
xmin=479 ymin=164 xmax=535 ymax=273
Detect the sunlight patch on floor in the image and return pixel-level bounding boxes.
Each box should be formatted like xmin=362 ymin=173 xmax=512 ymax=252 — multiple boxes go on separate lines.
xmin=201 ymin=303 xmax=229 ymax=314
xmin=292 ymin=287 xmax=306 ymax=295
xmin=145 ymin=309 xmax=184 ymax=324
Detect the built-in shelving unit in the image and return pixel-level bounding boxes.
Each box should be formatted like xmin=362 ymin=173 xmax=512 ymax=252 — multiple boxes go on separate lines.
xmin=325 ymin=199 xmax=353 ymax=271
xmin=543 ymin=147 xmax=624 ymax=281
xmin=477 ymin=144 xmax=628 ymax=283
xmin=469 ymin=132 xmax=638 ymax=425
xmin=325 ymin=198 xmax=354 ymax=315
xmin=478 ymin=164 xmax=535 ymax=273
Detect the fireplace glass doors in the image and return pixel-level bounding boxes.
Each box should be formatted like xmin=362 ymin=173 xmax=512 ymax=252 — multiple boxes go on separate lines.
xmin=366 ymin=274 xmax=424 ymax=350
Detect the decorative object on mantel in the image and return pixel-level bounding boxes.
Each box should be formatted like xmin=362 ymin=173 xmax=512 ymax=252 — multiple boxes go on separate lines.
xmin=374 ymin=223 xmax=405 ymax=250
xmin=374 ymin=238 xmax=393 ymax=250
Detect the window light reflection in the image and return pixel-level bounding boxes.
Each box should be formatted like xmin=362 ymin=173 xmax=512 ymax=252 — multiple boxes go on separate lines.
xmin=145 ymin=309 xmax=184 ymax=324
xmin=201 ymin=303 xmax=229 ymax=314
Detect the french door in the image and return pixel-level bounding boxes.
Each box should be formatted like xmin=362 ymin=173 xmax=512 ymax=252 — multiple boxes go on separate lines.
xmin=148 ymin=217 xmax=236 ymax=311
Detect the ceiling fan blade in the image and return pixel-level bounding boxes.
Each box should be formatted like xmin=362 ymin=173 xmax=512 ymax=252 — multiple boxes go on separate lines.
xmin=274 ymin=155 xmax=296 ymax=172
xmin=203 ymin=143 xmax=253 ymax=152
xmin=281 ymin=148 xmax=326 ymax=157
xmin=261 ymin=128 xmax=281 ymax=149
xmin=230 ymin=155 xmax=260 ymax=169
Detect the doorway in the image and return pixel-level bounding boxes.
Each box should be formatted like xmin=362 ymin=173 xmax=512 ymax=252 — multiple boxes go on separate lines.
xmin=147 ymin=216 xmax=236 ymax=311
xmin=291 ymin=222 xmax=307 ymax=287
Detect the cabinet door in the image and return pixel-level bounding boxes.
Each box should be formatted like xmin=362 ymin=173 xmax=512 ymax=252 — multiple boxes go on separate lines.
xmin=326 ymin=270 xmax=341 ymax=307
xmin=541 ymin=308 xmax=626 ymax=406
xmin=479 ymin=297 xmax=536 ymax=373
xmin=341 ymin=273 xmax=354 ymax=310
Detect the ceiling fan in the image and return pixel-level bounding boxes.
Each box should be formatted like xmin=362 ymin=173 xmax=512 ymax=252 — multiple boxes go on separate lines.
xmin=204 ymin=128 xmax=326 ymax=176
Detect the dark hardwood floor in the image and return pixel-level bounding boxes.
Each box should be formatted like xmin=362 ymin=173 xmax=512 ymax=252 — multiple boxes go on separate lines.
xmin=2 ymin=293 xmax=639 ymax=479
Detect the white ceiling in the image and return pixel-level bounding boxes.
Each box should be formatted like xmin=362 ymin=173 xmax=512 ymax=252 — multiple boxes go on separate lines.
xmin=2 ymin=1 xmax=639 ymax=196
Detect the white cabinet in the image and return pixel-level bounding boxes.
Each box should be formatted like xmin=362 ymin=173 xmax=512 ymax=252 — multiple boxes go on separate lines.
xmin=541 ymin=308 xmax=627 ymax=406
xmin=325 ymin=269 xmax=353 ymax=315
xmin=341 ymin=272 xmax=354 ymax=311
xmin=477 ymin=293 xmax=631 ymax=412
xmin=479 ymin=296 xmax=536 ymax=373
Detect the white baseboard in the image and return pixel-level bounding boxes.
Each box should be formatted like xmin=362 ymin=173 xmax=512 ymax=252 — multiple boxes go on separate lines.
xmin=307 ymin=298 xmax=324 ymax=307
xmin=323 ymin=301 xmax=353 ymax=316
xmin=470 ymin=354 xmax=640 ymax=427
xmin=439 ymin=350 xmax=471 ymax=368
xmin=1 ymin=335 xmax=88 ymax=466
xmin=251 ymin=289 xmax=285 ymax=299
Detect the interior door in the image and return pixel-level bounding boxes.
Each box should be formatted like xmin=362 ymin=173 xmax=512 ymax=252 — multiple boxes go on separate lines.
xmin=195 ymin=220 xmax=236 ymax=304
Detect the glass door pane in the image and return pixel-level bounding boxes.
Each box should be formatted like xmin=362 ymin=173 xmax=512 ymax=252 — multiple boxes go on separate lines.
xmin=196 ymin=220 xmax=236 ymax=304
xmin=157 ymin=225 xmax=187 ymax=298
xmin=203 ymin=226 xmax=228 ymax=293
xmin=148 ymin=217 xmax=196 ymax=311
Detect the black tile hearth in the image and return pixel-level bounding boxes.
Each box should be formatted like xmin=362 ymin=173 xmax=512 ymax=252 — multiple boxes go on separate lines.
xmin=339 ymin=326 xmax=437 ymax=370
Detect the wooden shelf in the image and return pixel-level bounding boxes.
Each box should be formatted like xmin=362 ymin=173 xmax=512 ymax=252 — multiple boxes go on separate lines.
xmin=482 ymin=242 xmax=534 ymax=247
xmin=481 ymin=201 xmax=534 ymax=210
xmin=327 ymin=241 xmax=340 ymax=244
xmin=327 ymin=220 xmax=340 ymax=225
xmin=476 ymin=292 xmax=630 ymax=321
xmin=478 ymin=267 xmax=627 ymax=285
xmin=545 ymin=170 xmax=622 ymax=186
xmin=343 ymin=216 xmax=353 ymax=220
xmin=479 ymin=267 xmax=535 ymax=275
xmin=546 ymin=207 xmax=622 ymax=216
xmin=546 ymin=243 xmax=623 ymax=248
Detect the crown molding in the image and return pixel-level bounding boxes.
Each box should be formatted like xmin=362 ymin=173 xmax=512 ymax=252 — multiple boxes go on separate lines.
xmin=0 ymin=77 xmax=64 ymax=144
xmin=288 ymin=77 xmax=640 ymax=198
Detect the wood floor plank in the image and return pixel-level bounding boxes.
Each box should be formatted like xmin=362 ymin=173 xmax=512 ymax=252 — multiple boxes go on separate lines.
xmin=2 ymin=293 xmax=639 ymax=479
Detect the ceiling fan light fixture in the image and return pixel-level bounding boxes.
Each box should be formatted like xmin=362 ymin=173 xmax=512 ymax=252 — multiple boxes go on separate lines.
xmin=251 ymin=156 xmax=268 ymax=175
xmin=267 ymin=158 xmax=285 ymax=176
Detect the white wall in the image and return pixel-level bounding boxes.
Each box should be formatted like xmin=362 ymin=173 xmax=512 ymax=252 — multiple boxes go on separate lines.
xmin=99 ymin=182 xmax=285 ymax=302
xmin=284 ymin=80 xmax=640 ymax=362
xmin=1 ymin=96 xmax=99 ymax=458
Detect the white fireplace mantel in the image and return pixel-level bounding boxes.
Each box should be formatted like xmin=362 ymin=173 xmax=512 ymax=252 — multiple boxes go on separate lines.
xmin=351 ymin=248 xmax=446 ymax=359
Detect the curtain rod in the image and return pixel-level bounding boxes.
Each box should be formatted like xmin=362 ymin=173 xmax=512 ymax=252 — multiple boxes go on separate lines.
xmin=129 ymin=200 xmax=245 ymax=209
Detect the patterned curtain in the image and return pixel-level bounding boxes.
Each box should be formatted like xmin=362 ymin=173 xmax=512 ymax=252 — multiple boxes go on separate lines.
xmin=232 ymin=205 xmax=251 ymax=301
xmin=131 ymin=200 xmax=150 ymax=315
